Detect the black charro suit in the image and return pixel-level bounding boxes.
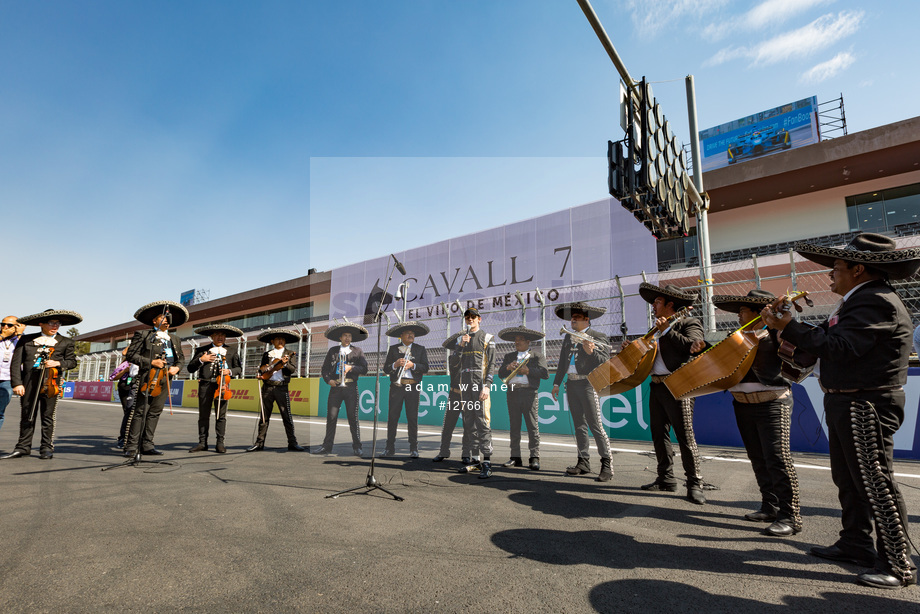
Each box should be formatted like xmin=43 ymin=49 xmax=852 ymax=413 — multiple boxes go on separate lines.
xmin=498 ymin=349 xmax=549 ymax=459
xmin=187 ymin=343 xmax=243 ymax=447
xmin=648 ymin=317 xmax=705 ymax=488
xmin=125 ymin=329 xmax=185 ymax=453
xmin=382 ymin=342 xmax=430 ymax=454
xmin=320 ymin=344 xmax=368 ymax=452
xmin=553 ymin=328 xmax=611 ymax=460
xmin=254 ymin=349 xmax=302 ymax=447
xmin=729 ymin=328 xmax=800 ymax=528
xmin=779 ymin=279 xmax=914 ymax=576
xmin=9 ymin=333 xmax=76 ymax=454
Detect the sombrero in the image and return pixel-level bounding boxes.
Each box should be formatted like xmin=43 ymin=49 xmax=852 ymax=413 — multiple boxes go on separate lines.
xmin=386 ymin=321 xmax=430 ymax=338
xmin=134 ymin=300 xmax=190 ymax=327
xmin=553 ymin=301 xmax=606 ymax=320
xmin=498 ymin=326 xmax=545 ymax=342
xmin=795 ymin=232 xmax=920 ymax=280
xmin=638 ymin=283 xmax=697 ymax=309
xmin=194 ymin=324 xmax=244 ymax=338
xmin=712 ymin=289 xmax=775 ymax=314
xmin=324 ymin=322 xmax=369 ymax=342
xmin=257 ymin=328 xmax=301 ymax=344
xmin=18 ymin=309 xmax=83 ymax=326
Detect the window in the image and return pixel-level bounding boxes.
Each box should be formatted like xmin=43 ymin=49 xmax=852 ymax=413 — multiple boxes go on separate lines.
xmin=846 ymin=182 xmax=920 ymax=232
xmin=656 ymin=228 xmax=698 ymax=265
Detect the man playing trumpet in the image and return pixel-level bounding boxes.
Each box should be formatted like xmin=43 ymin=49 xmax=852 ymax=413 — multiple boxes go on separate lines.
xmin=497 ymin=326 xmax=548 ymax=470
xmin=381 ymin=321 xmax=430 ymax=458
xmin=552 ymin=302 xmax=612 ymax=481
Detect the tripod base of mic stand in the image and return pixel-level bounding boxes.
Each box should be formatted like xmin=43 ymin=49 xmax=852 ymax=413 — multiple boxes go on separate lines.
xmin=326 ymin=472 xmax=404 ymax=501
xmin=101 ymin=451 xmax=177 ymax=472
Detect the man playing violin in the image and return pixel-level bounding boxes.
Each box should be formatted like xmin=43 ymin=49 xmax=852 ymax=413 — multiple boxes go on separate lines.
xmin=247 ymin=328 xmax=306 ymax=452
xmin=497 ymin=326 xmax=548 ymax=471
xmin=124 ymin=301 xmax=187 ymax=458
xmin=634 ymin=283 xmax=706 ymax=504
xmin=188 ymin=324 xmax=244 ymax=454
xmin=552 ymin=302 xmax=612 ymax=481
xmin=2 ymin=309 xmax=80 ymax=460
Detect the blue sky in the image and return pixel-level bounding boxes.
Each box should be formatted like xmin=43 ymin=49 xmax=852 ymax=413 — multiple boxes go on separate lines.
xmin=1 ymin=0 xmax=916 ymax=333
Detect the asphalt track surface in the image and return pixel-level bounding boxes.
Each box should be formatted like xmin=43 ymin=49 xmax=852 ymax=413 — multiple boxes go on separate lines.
xmin=1 ymin=399 xmax=918 ymax=613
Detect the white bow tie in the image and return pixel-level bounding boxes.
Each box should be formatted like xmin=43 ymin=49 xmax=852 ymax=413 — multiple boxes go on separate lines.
xmin=35 ymin=335 xmax=58 ymax=346
xmin=268 ymin=348 xmax=285 ymax=359
xmin=209 ymin=346 xmax=227 ymax=356
xmin=155 ymin=331 xmax=170 ymax=341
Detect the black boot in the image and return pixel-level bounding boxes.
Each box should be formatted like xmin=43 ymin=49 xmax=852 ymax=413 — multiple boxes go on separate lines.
xmin=596 ymin=457 xmax=613 ymax=482
xmin=528 ymin=457 xmax=540 ymax=471
xmin=565 ymin=457 xmax=591 ymax=475
xmin=478 ymin=460 xmax=492 ymax=479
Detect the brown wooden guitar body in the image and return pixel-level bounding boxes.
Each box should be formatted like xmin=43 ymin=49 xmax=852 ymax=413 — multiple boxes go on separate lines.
xmin=664 ymin=330 xmax=761 ymax=400
xmin=587 ymin=336 xmax=657 ymax=396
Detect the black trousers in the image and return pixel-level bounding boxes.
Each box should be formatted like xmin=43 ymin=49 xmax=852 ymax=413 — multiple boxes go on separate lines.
xmin=125 ymin=382 xmax=168 ymax=452
xmin=256 ymin=384 xmax=298 ymax=445
xmin=507 ymin=387 xmax=540 ymax=458
xmin=733 ymin=394 xmax=800 ymax=525
xmin=648 ymin=382 xmax=702 ymax=487
xmin=323 ymin=384 xmax=361 ymax=448
xmin=196 ymin=382 xmax=229 ymax=443
xmin=14 ymin=383 xmax=58 ymax=453
xmin=566 ymin=379 xmax=610 ymax=460
xmin=386 ymin=383 xmax=420 ymax=452
xmin=117 ymin=380 xmax=136 ymax=441
xmin=437 ymin=390 xmax=470 ymax=458
xmin=825 ymin=390 xmax=914 ymax=574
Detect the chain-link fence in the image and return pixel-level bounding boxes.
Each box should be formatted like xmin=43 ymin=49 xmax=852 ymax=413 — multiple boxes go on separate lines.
xmin=74 ymin=233 xmax=920 ymax=381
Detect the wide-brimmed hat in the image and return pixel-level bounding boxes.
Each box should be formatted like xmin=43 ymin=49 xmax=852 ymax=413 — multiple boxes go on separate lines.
xmin=553 ymin=301 xmax=606 ymax=320
xmin=442 ymin=332 xmax=462 ymax=349
xmin=194 ymin=324 xmax=244 ymax=338
xmin=498 ymin=326 xmax=545 ymax=342
xmin=638 ymin=283 xmax=697 ymax=309
xmin=18 ymin=309 xmax=83 ymax=327
xmin=712 ymin=289 xmax=776 ymax=314
xmin=257 ymin=328 xmax=301 ymax=344
xmin=795 ymin=232 xmax=920 ymax=280
xmin=324 ymin=322 xmax=369 ymax=342
xmin=386 ymin=321 xmax=430 ymax=338
xmin=134 ymin=300 xmax=190 ymax=327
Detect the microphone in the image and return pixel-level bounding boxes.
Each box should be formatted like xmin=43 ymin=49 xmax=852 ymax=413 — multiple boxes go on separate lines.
xmin=392 ymin=254 xmax=407 ymax=276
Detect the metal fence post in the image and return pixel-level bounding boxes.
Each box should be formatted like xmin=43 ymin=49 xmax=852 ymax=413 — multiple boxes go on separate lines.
xmin=790 ymin=249 xmax=797 ymax=292
xmin=753 ymin=254 xmax=761 ymax=289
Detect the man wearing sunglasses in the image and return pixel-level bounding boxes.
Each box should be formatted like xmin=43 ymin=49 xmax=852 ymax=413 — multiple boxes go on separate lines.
xmin=0 ymin=316 xmax=26 ymax=439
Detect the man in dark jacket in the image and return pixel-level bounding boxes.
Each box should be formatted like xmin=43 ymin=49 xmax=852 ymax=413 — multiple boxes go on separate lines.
xmin=314 ymin=322 xmax=369 ymax=456
xmin=762 ymin=233 xmax=919 ymax=589
xmin=635 ymin=283 xmax=707 ymax=504
xmin=248 ymin=328 xmax=306 ymax=452
xmin=187 ymin=324 xmax=244 ymax=454
xmin=381 ymin=321 xmax=430 ymax=458
xmin=552 ymin=302 xmax=612 ymax=481
xmin=2 ymin=309 xmax=80 ymax=460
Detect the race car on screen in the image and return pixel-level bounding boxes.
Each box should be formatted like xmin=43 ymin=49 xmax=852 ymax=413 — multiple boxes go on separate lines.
xmin=727 ymin=126 xmax=791 ymax=164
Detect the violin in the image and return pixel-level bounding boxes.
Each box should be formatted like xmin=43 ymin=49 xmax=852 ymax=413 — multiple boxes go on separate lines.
xmin=258 ymin=354 xmax=288 ymax=381
xmin=140 ymin=350 xmax=167 ymax=398
xmin=214 ymin=354 xmax=233 ymax=401
xmin=39 ymin=347 xmax=62 ymax=398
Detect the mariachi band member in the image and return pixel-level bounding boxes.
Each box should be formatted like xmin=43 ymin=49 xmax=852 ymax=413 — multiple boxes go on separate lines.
xmin=762 ymin=233 xmax=919 ymax=589
xmin=314 ymin=322 xmax=368 ymax=456
xmin=701 ymin=290 xmax=801 ymax=537
xmin=247 ymin=328 xmax=307 ymax=452
xmin=432 ymin=331 xmax=472 ymax=465
xmin=124 ymin=300 xmax=187 ymax=457
xmin=447 ymin=308 xmax=495 ymax=478
xmin=381 ymin=320 xmax=430 ymax=458
xmin=497 ymin=326 xmax=548 ymax=470
xmin=552 ymin=302 xmax=612 ymax=481
xmin=634 ymin=283 xmax=706 ymax=504
xmin=2 ymin=309 xmax=80 ymax=460
xmin=187 ymin=324 xmax=243 ymax=454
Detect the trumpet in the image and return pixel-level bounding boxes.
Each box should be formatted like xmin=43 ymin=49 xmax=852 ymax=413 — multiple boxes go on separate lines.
xmin=560 ymin=326 xmax=612 ymax=352
xmin=395 ymin=345 xmax=413 ymax=381
xmin=501 ymin=352 xmax=531 ymax=385
xmin=336 ymin=350 xmax=347 ymax=387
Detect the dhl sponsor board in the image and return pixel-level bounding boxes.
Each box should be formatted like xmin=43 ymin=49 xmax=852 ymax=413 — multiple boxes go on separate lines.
xmin=181 ymin=378 xmax=318 ymax=415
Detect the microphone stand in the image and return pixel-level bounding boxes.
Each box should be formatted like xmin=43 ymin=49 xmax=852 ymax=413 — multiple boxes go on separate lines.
xmin=103 ymin=305 xmax=175 ymax=471
xmin=327 ymin=255 xmax=404 ymax=501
